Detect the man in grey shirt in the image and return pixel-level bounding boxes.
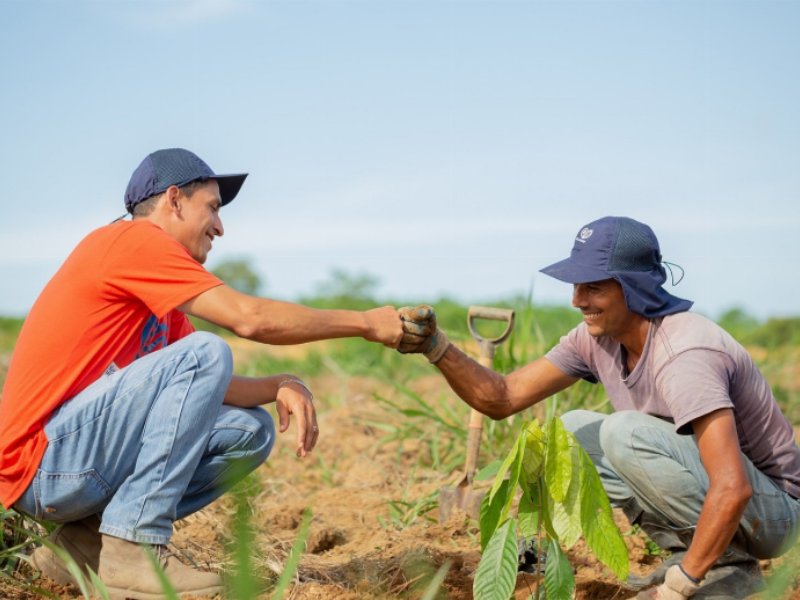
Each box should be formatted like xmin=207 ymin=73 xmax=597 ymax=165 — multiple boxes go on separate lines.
xmin=399 ymin=216 xmax=800 ymax=599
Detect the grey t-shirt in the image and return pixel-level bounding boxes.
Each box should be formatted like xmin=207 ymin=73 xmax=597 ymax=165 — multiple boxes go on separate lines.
xmin=546 ymin=311 xmax=800 ymax=499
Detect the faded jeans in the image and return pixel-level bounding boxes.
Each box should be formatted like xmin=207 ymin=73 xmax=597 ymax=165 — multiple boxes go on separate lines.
xmin=14 ymin=332 xmax=275 ymax=545
xmin=562 ymin=409 xmax=800 ymax=559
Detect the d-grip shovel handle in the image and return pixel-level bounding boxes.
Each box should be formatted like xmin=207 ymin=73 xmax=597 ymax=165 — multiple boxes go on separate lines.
xmin=467 ymin=306 xmax=516 ymax=351
xmin=463 ymin=306 xmax=515 ymax=483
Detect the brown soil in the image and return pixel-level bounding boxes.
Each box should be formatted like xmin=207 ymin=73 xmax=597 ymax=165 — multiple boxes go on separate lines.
xmin=2 ymin=340 xmax=799 ymax=599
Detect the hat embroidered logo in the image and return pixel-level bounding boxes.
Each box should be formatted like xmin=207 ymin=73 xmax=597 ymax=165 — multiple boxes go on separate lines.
xmin=577 ymin=227 xmax=593 ymax=243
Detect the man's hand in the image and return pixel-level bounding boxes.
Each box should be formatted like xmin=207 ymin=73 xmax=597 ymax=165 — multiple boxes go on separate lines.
xmin=275 ymin=379 xmax=319 ymax=458
xmin=633 ymin=565 xmax=700 ymax=599
xmin=398 ymin=305 xmax=450 ymax=363
xmin=363 ymin=306 xmax=404 ymax=348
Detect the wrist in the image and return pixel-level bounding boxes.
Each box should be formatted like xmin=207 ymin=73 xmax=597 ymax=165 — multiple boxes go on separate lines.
xmin=278 ymin=377 xmax=313 ymax=400
xmin=424 ymin=331 xmax=450 ymax=364
xmin=678 ymin=563 xmax=702 ymax=585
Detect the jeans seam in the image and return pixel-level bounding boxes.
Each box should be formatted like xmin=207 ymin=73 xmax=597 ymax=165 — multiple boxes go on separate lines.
xmin=126 ymin=348 xmax=200 ymax=537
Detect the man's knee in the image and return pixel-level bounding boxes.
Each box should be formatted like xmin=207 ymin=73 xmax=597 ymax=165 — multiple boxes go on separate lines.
xmin=184 ymin=332 xmax=233 ymax=380
xmin=561 ymin=409 xmax=606 ymax=451
xmin=214 ymin=405 xmax=275 ymax=468
xmin=246 ymin=407 xmax=276 ymax=466
xmin=598 ymin=410 xmax=647 ymax=465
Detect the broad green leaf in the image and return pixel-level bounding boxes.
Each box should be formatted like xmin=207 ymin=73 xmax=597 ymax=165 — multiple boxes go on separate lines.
xmin=544 ymin=539 xmax=575 ymax=600
xmin=501 ymin=433 xmax=527 ymax=519
xmin=549 ymin=443 xmax=584 ymax=548
xmin=479 ymin=478 xmax=510 ymax=551
xmin=475 ymin=459 xmax=503 ymax=481
xmin=489 ymin=428 xmax=524 ymax=503
xmin=473 ymin=518 xmax=519 ymax=600
xmin=517 ymin=488 xmax=540 ymax=539
xmin=578 ymin=449 xmax=629 ymax=580
xmin=549 ymin=498 xmax=582 ymax=549
xmin=544 ymin=417 xmax=572 ymax=502
xmin=522 ymin=420 xmax=546 ymax=480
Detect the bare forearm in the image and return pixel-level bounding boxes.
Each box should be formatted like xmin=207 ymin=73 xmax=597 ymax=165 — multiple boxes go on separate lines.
xmin=682 ymin=487 xmax=750 ymax=579
xmin=225 ymin=374 xmax=302 ymax=407
xmin=232 ymin=300 xmax=370 ymax=344
xmin=182 ymin=286 xmax=401 ymax=346
xmin=435 ymin=344 xmax=513 ymax=419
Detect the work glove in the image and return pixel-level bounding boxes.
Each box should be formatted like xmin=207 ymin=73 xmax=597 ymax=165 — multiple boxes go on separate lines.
xmin=397 ymin=305 xmax=450 ymax=364
xmin=633 ymin=565 xmax=700 ymax=599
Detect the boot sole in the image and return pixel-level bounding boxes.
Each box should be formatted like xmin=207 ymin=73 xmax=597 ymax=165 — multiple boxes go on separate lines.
xmin=30 ymin=546 xmax=80 ymax=587
xmin=104 ymin=584 xmax=225 ymax=599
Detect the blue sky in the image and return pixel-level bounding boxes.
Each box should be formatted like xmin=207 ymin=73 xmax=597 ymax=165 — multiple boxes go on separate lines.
xmin=1 ymin=0 xmax=798 ymax=319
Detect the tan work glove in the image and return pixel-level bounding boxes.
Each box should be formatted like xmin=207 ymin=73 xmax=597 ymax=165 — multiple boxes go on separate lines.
xmin=634 ymin=565 xmax=701 ymax=599
xmin=397 ymin=305 xmax=450 ymax=364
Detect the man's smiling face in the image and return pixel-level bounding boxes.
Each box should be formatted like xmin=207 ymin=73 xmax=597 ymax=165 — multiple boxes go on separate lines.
xmin=173 ymin=180 xmax=224 ymax=264
xmin=571 ymin=278 xmax=638 ymax=340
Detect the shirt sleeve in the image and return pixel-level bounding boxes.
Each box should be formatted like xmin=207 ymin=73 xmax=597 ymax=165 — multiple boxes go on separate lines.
xmin=656 ymin=348 xmax=735 ymax=434
xmin=545 ymin=324 xmax=598 ymax=382
xmin=102 ymin=223 xmax=223 ymax=319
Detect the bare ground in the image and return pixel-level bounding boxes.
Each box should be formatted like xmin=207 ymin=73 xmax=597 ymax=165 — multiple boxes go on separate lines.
xmin=2 ymin=340 xmax=799 ymax=599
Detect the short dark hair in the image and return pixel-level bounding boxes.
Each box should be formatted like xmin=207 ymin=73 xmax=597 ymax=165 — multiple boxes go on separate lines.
xmin=131 ymin=179 xmax=210 ymax=218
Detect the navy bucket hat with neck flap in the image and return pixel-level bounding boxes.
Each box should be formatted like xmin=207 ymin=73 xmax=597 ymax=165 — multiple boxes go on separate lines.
xmin=540 ymin=216 xmax=693 ymax=318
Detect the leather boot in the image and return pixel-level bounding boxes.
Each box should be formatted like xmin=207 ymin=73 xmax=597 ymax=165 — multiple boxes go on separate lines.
xmin=97 ymin=534 xmax=223 ymax=599
xmin=30 ymin=514 xmax=102 ymax=586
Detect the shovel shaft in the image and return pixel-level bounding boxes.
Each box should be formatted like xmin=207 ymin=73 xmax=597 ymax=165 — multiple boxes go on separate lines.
xmin=465 ymin=409 xmax=483 ymax=481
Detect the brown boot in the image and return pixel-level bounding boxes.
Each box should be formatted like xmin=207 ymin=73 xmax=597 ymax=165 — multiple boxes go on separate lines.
xmin=30 ymin=515 xmax=102 ymax=586
xmin=98 ymin=534 xmax=223 ymax=599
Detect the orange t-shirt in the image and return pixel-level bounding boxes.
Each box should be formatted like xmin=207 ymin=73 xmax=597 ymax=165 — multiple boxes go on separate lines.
xmin=0 ymin=220 xmax=223 ymax=508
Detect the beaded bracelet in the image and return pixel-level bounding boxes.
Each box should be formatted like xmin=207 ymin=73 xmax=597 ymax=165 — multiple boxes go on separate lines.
xmin=278 ymin=378 xmax=313 ymax=400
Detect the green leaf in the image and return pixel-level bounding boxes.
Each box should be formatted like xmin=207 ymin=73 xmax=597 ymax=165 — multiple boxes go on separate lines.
xmin=272 ymin=509 xmax=313 ymax=599
xmin=517 ymin=490 xmax=540 ymax=539
xmin=549 ymin=443 xmax=583 ymax=549
xmin=480 ymin=478 xmax=510 ymax=551
xmin=522 ymin=420 xmax=546 ymax=480
xmin=578 ymin=449 xmax=629 ymax=580
xmin=544 ymin=417 xmax=572 ymax=502
xmin=501 ymin=433 xmax=527 ymax=519
xmin=544 ymin=539 xmax=575 ymax=600
xmin=489 ymin=428 xmax=524 ymax=503
xmin=473 ymin=518 xmax=519 ymax=600
xmin=475 ymin=460 xmax=502 ymax=481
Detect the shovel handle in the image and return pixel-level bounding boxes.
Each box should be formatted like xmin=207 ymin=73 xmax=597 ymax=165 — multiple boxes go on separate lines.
xmin=467 ymin=306 xmax=515 ymax=346
xmin=462 ymin=306 xmax=516 ymax=483
xmin=465 ymin=409 xmax=483 ymax=481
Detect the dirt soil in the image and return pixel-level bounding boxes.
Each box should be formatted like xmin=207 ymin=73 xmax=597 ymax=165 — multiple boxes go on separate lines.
xmin=3 ymin=341 xmax=800 ymax=599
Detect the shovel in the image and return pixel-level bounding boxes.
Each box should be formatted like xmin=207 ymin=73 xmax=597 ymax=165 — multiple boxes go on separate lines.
xmin=439 ymin=305 xmax=515 ymax=521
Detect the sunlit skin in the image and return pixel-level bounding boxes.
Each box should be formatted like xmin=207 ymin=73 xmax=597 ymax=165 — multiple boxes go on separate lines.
xmin=572 ymin=279 xmax=649 ymax=370
xmin=167 ymin=180 xmax=224 ymax=264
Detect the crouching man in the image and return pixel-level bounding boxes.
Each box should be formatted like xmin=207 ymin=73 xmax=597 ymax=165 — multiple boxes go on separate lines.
xmin=398 ymin=216 xmax=800 ymax=599
xmin=0 ymin=148 xmax=403 ymax=598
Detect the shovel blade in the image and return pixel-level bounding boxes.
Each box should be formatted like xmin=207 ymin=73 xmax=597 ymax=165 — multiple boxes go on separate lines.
xmin=439 ymin=483 xmax=485 ymax=521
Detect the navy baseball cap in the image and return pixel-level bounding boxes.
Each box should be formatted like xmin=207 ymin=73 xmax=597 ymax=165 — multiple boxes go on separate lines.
xmin=540 ymin=216 xmax=693 ymax=318
xmin=124 ymin=148 xmax=248 ymax=214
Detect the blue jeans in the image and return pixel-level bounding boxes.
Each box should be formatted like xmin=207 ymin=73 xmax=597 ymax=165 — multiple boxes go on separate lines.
xmin=14 ymin=332 xmax=275 ymax=545
xmin=561 ymin=409 xmax=800 ymax=559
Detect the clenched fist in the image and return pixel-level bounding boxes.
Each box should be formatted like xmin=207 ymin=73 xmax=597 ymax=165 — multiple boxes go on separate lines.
xmin=397 ymin=305 xmax=450 ymax=364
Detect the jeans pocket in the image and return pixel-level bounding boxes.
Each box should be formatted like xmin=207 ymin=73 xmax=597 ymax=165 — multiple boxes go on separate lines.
xmin=36 ymin=469 xmax=112 ymax=522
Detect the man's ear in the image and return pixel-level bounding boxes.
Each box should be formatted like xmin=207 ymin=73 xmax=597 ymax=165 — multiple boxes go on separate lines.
xmin=164 ymin=185 xmax=183 ymax=215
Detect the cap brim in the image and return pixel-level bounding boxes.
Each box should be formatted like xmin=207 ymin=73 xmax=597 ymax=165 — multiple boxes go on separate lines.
xmin=215 ymin=173 xmax=248 ymax=206
xmin=539 ymin=258 xmax=613 ymax=284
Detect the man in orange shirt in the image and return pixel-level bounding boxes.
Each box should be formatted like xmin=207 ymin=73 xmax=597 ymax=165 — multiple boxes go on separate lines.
xmin=0 ymin=148 xmax=403 ymax=598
